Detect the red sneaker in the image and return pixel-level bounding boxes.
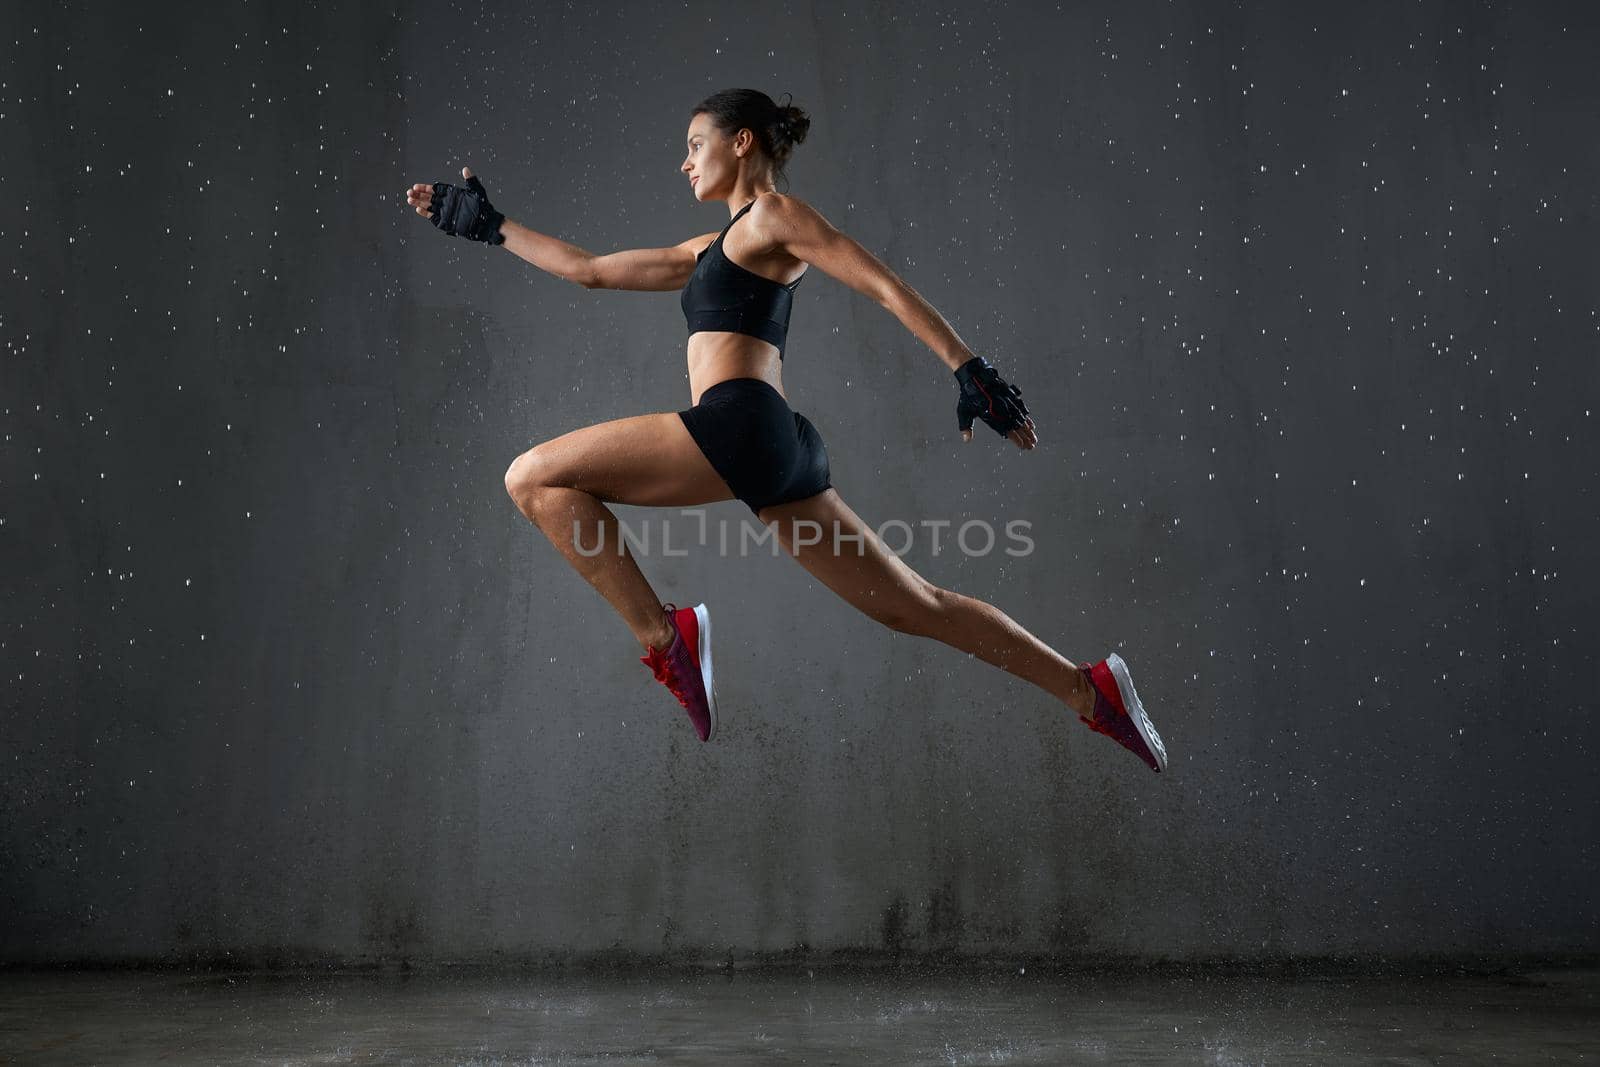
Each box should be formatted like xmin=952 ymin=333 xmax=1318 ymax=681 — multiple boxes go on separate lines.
xmin=1077 ymin=653 xmax=1167 ymax=773
xmin=640 ymin=602 xmax=718 ymax=742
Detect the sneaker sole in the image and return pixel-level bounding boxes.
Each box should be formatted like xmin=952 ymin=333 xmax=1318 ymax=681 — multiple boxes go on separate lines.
xmin=1105 ymin=652 xmax=1168 ymax=773
xmin=693 ymin=602 xmax=718 ymax=742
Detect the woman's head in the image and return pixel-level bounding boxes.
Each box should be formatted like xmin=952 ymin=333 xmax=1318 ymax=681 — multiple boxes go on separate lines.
xmin=682 ymin=89 xmax=810 ymax=201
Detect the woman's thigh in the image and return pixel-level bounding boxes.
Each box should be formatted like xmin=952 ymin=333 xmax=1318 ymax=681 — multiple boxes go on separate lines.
xmin=507 ymin=411 xmax=737 ymax=509
xmin=756 ymin=488 xmax=940 ymax=630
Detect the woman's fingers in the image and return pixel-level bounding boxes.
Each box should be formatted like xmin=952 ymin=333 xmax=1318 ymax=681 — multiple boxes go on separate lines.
xmin=405 ymin=184 xmax=434 ymax=218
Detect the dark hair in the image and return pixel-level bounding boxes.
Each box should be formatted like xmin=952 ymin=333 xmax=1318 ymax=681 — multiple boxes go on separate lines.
xmin=690 ymin=88 xmax=811 ymax=190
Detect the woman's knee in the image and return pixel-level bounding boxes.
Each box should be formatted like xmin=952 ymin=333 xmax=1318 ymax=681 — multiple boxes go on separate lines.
xmin=504 ymin=446 xmax=560 ymax=508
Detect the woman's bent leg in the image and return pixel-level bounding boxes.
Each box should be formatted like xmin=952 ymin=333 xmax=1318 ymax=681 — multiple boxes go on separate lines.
xmin=505 ymin=411 xmax=735 ymax=650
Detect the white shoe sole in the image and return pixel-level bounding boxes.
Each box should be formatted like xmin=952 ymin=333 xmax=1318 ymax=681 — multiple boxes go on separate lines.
xmin=693 ymin=602 xmax=717 ymax=742
xmin=1106 ymin=652 xmax=1168 ymax=772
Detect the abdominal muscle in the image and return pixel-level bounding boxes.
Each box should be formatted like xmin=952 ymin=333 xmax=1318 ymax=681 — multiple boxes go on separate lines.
xmin=686 ymin=332 xmax=785 ymax=406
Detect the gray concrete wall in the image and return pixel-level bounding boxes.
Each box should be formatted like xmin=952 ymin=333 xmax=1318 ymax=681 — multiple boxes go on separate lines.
xmin=2 ymin=0 xmax=1595 ymax=965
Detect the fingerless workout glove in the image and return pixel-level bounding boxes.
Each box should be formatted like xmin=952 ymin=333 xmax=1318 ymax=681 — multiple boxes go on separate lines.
xmin=954 ymin=356 xmax=1029 ymax=437
xmin=429 ymin=174 xmax=506 ymax=245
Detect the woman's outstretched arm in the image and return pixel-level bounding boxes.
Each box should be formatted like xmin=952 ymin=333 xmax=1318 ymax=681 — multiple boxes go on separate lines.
xmin=756 ymin=193 xmax=976 ymax=372
xmin=757 ymin=192 xmax=1035 ymax=449
xmin=496 ymin=219 xmax=604 ymax=288
xmin=503 ymin=220 xmax=724 ymax=290
xmin=405 ymin=167 xmax=715 ymax=291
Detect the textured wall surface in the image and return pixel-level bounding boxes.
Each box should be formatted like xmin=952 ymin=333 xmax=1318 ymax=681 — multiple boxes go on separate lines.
xmin=3 ymin=0 xmax=1596 ymax=965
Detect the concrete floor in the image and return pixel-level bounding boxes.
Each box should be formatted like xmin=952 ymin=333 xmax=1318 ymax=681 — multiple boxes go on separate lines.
xmin=0 ymin=964 xmax=1595 ymax=1064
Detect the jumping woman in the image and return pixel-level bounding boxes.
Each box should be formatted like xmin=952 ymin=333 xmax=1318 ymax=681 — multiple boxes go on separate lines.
xmin=403 ymin=88 xmax=1167 ymax=772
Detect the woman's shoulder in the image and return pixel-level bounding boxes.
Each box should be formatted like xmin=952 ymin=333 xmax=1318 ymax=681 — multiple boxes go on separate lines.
xmin=747 ymin=191 xmax=826 ymax=240
xmin=750 ymin=190 xmax=810 ymax=216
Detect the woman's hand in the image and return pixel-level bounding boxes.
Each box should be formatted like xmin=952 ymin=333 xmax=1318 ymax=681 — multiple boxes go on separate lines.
xmin=404 ymin=166 xmax=505 ymax=244
xmin=404 ymin=165 xmax=465 ymax=219
xmin=955 ymin=356 xmax=1037 ymax=450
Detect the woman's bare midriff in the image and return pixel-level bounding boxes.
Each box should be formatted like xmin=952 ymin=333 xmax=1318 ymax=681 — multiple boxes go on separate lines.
xmin=686 ymin=332 xmax=785 ymax=406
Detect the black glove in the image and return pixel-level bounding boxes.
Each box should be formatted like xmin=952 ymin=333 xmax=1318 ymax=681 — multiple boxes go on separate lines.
xmin=429 ymin=174 xmax=506 ymax=245
xmin=954 ymin=356 xmax=1029 ymax=437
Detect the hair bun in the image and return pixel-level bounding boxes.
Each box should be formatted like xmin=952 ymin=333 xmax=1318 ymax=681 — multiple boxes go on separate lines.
xmin=776 ymin=104 xmax=810 ymax=146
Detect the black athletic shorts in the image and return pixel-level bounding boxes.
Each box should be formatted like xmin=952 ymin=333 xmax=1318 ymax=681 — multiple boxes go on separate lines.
xmin=677 ymin=377 xmax=832 ymax=515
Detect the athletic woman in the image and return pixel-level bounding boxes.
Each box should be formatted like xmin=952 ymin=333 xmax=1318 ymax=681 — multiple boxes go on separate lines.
xmin=404 ymin=89 xmax=1166 ymax=771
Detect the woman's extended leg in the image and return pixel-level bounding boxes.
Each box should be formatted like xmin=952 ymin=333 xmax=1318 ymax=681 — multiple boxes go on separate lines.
xmin=755 ymin=489 xmax=1097 ymax=717
xmin=504 ymin=411 xmax=735 ymax=651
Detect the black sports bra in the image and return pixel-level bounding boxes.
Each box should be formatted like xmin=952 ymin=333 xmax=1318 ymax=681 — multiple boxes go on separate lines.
xmin=680 ymin=199 xmax=805 ymax=358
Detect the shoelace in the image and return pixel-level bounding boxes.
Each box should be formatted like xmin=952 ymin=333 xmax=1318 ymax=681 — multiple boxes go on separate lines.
xmin=1077 ymin=666 xmax=1119 ymax=737
xmin=642 ymin=605 xmax=691 ymax=710
xmin=1080 ymin=712 xmax=1116 ymax=737
xmin=641 ymin=645 xmax=693 ymax=709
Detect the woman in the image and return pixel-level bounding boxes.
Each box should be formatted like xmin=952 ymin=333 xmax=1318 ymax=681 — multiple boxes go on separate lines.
xmin=404 ymin=88 xmax=1166 ymax=772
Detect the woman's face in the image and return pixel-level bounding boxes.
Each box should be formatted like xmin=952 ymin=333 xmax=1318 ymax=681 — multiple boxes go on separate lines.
xmin=681 ymin=114 xmax=742 ymax=201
